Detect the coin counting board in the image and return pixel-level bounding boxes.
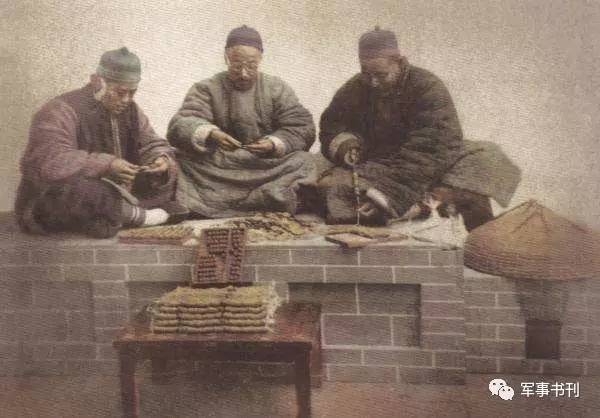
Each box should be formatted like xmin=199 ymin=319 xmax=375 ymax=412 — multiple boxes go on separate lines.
xmin=192 ymin=227 xmax=248 ymax=287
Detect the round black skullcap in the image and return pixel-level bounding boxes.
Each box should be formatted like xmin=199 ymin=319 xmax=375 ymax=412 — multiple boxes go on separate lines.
xmin=225 ymin=25 xmax=263 ymax=52
xmin=358 ymin=26 xmax=399 ymax=59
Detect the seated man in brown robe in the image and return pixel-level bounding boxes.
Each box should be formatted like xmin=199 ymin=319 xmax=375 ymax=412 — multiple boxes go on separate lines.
xmin=318 ymin=27 xmax=521 ymax=231
xmin=15 ymin=47 xmax=184 ymax=238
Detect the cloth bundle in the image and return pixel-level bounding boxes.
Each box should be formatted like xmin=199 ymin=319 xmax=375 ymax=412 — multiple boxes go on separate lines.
xmin=150 ymin=285 xmax=280 ymax=334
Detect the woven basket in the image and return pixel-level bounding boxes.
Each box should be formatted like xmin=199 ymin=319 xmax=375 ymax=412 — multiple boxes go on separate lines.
xmin=464 ymin=200 xmax=600 ymax=280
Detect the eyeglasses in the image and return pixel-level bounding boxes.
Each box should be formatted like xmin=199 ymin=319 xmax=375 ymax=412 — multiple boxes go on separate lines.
xmin=228 ymin=61 xmax=259 ymax=73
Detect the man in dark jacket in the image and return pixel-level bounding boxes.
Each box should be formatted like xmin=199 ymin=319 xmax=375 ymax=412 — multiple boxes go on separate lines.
xmin=318 ymin=27 xmax=520 ymax=230
xmin=15 ymin=47 xmax=183 ymax=238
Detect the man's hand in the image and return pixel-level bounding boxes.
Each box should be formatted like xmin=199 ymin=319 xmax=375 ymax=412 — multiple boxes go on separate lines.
xmin=343 ymin=147 xmax=361 ymax=167
xmin=245 ymin=138 xmax=275 ymax=156
xmin=108 ymin=158 xmax=140 ymax=185
xmin=141 ymin=156 xmax=170 ymax=174
xmin=209 ymin=129 xmax=242 ymax=151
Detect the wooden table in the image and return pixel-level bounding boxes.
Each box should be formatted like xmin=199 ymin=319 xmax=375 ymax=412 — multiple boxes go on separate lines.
xmin=113 ymin=303 xmax=321 ymax=418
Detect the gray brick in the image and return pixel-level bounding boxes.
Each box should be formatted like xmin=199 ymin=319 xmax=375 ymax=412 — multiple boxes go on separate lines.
xmin=323 ymin=315 xmax=392 ymax=346
xmin=467 ymin=340 xmax=524 ymax=357
xmin=32 ymin=344 xmax=66 ymax=360
xmin=495 ymin=278 xmax=517 ymax=292
xmin=289 ymin=283 xmax=357 ymax=313
xmin=23 ymin=360 xmax=65 ymax=376
xmin=464 ymin=292 xmax=496 ymax=307
xmin=392 ymin=316 xmax=420 ymax=347
xmin=0 ymin=249 xmax=29 ymax=264
xmin=0 ymin=266 xmax=63 ymax=281
xmin=364 ymin=349 xmax=432 ymax=366
xmin=466 ymin=323 xmax=497 ymax=340
xmin=328 ymin=365 xmax=396 ymax=383
xmin=561 ymin=327 xmax=586 ymax=342
xmin=64 ymin=265 xmax=126 ymax=282
xmin=398 ymin=368 xmax=465 ymax=385
xmin=31 ymin=249 xmax=94 ymax=265
xmin=394 ymin=267 xmax=461 ymax=284
xmin=92 ymin=281 xmax=128 ymax=297
xmin=0 ymin=343 xmax=19 ymax=359
xmin=358 ymin=284 xmax=419 ymax=314
xmin=33 ymin=343 xmax=95 ymax=360
xmin=245 ymin=248 xmax=291 ymax=265
xmin=587 ymin=328 xmax=600 ymax=344
xmin=158 ymin=248 xmax=196 ymax=264
xmin=496 ymin=293 xmax=519 ymax=307
xmin=291 ymin=248 xmax=357 ymax=265
xmin=561 ymin=343 xmax=600 ymax=359
xmin=563 ymin=310 xmax=598 ymax=326
xmin=32 ymin=281 xmax=92 ymax=310
xmin=129 ymin=265 xmax=191 ymax=282
xmin=257 ymin=266 xmax=323 ymax=282
xmin=241 ymin=265 xmax=256 ymax=282
xmin=326 ymin=266 xmax=392 ymax=283
xmin=542 ymin=360 xmax=584 ymax=375
xmin=421 ymin=333 xmax=465 ymax=351
xmin=20 ymin=311 xmax=67 ymax=341
xmin=421 ymin=301 xmax=464 ymax=318
xmin=430 ymin=249 xmax=462 ymax=266
xmin=97 ymin=344 xmax=119 ymax=360
xmin=434 ymin=351 xmax=465 ymax=368
xmin=466 ymin=356 xmax=498 ymax=373
xmin=588 ymin=295 xmax=600 ymax=309
xmin=95 ymin=327 xmax=123 ymax=343
xmin=463 ymin=277 xmax=497 ymax=292
xmin=579 ymin=280 xmax=600 ymax=294
xmin=96 ymin=249 xmax=158 ymax=264
xmin=466 ymin=307 xmax=523 ymax=324
xmin=0 ymin=313 xmax=19 ymax=340
xmin=0 ymin=280 xmax=32 ymax=310
xmin=422 ymin=318 xmax=465 ymax=334
xmin=498 ymin=325 xmax=525 ymax=340
xmin=322 ymin=349 xmax=362 ymax=364
xmin=273 ymin=282 xmax=288 ymax=301
xmin=94 ymin=297 xmax=129 ymax=312
xmin=421 ymin=284 xmax=462 ymax=301
xmin=67 ymin=311 xmax=95 ymax=341
xmin=587 ymin=361 xmax=600 ymax=375
xmin=360 ymin=247 xmax=430 ymax=266
xmin=499 ymin=358 xmax=542 ymax=374
xmin=94 ymin=311 xmax=129 ymax=328
xmin=566 ymin=293 xmax=586 ymax=311
xmin=0 ymin=360 xmax=19 ymax=376
xmin=65 ymin=360 xmax=119 ymax=376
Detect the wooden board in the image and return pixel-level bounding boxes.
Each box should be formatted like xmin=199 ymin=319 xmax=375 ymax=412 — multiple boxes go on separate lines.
xmin=325 ymin=233 xmax=376 ymax=248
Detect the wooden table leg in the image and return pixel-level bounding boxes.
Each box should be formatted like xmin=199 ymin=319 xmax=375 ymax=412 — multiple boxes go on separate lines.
xmin=119 ymin=349 xmax=139 ymax=418
xmin=294 ymin=351 xmax=312 ymax=418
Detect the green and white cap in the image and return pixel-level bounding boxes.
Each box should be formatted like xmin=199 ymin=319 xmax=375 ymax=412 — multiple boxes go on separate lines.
xmin=96 ymin=47 xmax=141 ymax=84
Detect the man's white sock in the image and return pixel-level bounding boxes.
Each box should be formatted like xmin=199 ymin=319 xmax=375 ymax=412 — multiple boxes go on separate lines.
xmin=142 ymin=208 xmax=169 ymax=226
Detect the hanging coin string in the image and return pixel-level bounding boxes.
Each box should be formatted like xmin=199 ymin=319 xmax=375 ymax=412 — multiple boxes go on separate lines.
xmin=346 ymin=150 xmax=360 ymax=225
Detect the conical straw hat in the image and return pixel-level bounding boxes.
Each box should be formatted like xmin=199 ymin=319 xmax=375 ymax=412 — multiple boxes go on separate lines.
xmin=464 ymin=200 xmax=600 ymax=280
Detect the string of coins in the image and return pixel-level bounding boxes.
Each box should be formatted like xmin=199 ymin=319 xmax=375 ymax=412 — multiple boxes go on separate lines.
xmin=346 ymin=147 xmax=362 ymax=226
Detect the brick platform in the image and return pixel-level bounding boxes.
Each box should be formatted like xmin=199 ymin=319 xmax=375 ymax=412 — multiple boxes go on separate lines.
xmin=464 ymin=268 xmax=600 ymax=376
xmin=2 ymin=217 xmax=599 ymax=383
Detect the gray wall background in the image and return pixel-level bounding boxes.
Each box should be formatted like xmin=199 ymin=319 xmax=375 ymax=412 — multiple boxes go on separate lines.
xmin=2 ymin=0 xmax=599 ymax=227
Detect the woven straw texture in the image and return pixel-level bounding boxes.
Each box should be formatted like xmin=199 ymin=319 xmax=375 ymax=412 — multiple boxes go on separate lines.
xmin=464 ymin=200 xmax=600 ymax=280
